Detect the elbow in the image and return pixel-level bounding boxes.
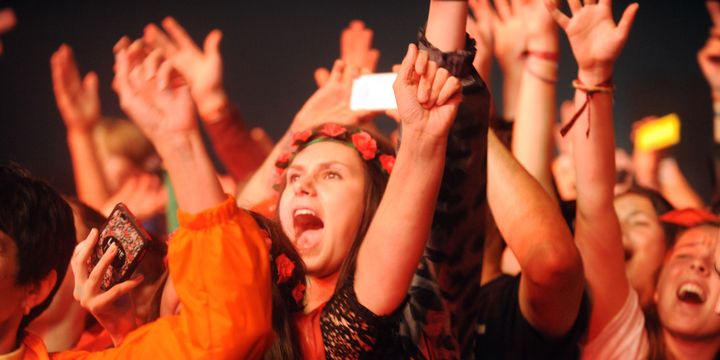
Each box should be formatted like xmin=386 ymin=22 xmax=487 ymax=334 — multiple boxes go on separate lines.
xmin=523 ymin=243 xmax=584 ymax=292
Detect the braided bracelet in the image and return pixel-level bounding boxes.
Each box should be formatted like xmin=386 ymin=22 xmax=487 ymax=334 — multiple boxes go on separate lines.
xmin=560 ymin=79 xmax=614 ymax=138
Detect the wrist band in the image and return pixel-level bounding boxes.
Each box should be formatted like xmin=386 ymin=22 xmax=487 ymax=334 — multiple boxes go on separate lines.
xmin=560 ymin=78 xmax=614 ymax=138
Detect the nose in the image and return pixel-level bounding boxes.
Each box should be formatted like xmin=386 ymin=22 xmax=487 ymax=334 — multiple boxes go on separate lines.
xmin=690 ymin=258 xmax=710 ymax=276
xmin=292 ymin=174 xmax=316 ymax=196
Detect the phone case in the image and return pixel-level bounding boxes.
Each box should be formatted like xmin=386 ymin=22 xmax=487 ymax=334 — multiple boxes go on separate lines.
xmin=88 ymin=203 xmax=151 ymax=290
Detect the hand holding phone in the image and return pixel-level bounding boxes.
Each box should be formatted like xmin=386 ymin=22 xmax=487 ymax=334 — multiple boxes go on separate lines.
xmin=88 ymin=203 xmax=152 ymax=290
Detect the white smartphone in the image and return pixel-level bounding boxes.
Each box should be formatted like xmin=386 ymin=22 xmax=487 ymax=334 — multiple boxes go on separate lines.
xmin=350 ymin=73 xmax=398 ymax=111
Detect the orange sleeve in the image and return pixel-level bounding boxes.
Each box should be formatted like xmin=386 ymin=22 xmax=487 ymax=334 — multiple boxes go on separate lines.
xmin=53 ymin=196 xmax=273 ymax=360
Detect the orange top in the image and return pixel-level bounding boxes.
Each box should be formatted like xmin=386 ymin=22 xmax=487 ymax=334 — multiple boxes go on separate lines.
xmin=21 ymin=196 xmax=273 ymax=359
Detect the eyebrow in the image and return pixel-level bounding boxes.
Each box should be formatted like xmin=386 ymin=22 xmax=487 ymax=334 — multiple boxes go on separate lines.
xmin=286 ymin=161 xmax=352 ymax=172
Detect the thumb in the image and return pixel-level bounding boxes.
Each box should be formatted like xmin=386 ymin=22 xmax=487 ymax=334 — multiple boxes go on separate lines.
xmin=83 ymin=71 xmax=99 ymax=94
xmin=204 ymin=29 xmax=222 ymax=57
xmin=314 ymin=67 xmax=330 ymax=87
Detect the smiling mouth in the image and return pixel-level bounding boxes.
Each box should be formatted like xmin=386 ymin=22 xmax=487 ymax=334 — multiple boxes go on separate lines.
xmin=677 ymin=283 xmax=706 ymax=304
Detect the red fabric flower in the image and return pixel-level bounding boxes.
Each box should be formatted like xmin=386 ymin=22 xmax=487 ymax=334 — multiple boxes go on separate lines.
xmin=351 ymin=132 xmax=377 ymax=160
xmin=292 ymin=283 xmax=306 ymax=304
xmin=292 ymin=130 xmax=313 ymax=144
xmin=379 ymin=154 xmax=395 ymax=174
xmin=276 ymin=151 xmax=291 ymax=167
xmin=320 ymin=123 xmax=347 ymax=137
xmin=275 ymin=254 xmax=295 ymax=284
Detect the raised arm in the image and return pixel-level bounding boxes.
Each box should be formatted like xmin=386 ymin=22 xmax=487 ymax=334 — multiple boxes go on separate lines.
xmin=50 ymin=44 xmax=108 ymax=210
xmin=511 ymin=0 xmax=558 ymax=197
xmin=143 ymin=17 xmax=267 ymax=184
xmin=354 ymin=44 xmax=462 ymax=315
xmin=492 ymin=0 xmax=528 ymax=120
xmin=548 ymin=0 xmax=639 ymax=340
xmin=488 ymin=128 xmax=584 ymax=337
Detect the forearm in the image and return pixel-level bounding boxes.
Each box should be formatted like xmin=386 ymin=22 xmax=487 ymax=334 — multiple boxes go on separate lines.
xmin=66 ymin=129 xmax=111 ymax=209
xmin=501 ymin=70 xmax=522 ymax=120
xmin=512 ymin=50 xmax=558 ymax=198
xmin=153 ymin=131 xmax=225 ymax=213
xmin=202 ymin=105 xmax=267 ymax=183
xmin=355 ymin=133 xmax=447 ymax=315
xmin=571 ymin=71 xmax=628 ymax=340
xmin=426 ymin=1 xmax=468 ymax=52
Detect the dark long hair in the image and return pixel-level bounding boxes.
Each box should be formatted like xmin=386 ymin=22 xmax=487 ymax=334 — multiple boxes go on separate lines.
xmin=249 ymin=211 xmax=306 ymax=359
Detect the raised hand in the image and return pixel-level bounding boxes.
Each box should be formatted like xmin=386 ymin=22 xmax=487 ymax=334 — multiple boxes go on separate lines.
xmin=293 ymin=59 xmax=375 ymax=132
xmin=113 ymin=37 xmax=196 ymax=142
xmin=546 ymin=0 xmax=639 ymax=84
xmin=314 ymin=20 xmax=380 ymax=87
xmin=0 ymin=7 xmax=16 ymax=55
xmin=491 ymin=0 xmax=528 ymax=74
xmin=520 ymin=0 xmax=557 ymax=49
xmin=467 ymin=0 xmax=494 ymax=80
xmin=143 ymin=17 xmax=226 ymax=118
xmin=71 ymin=229 xmax=143 ymax=346
xmin=393 ymin=44 xmax=462 ymax=140
xmin=51 ymin=44 xmax=101 ymax=132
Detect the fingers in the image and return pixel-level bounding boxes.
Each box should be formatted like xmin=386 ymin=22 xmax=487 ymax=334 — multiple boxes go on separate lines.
xmin=437 ymin=76 xmax=462 ymax=106
xmin=314 ymin=67 xmax=330 ymax=87
xmin=617 ymin=3 xmax=640 ymax=39
xmin=72 ymin=228 xmax=100 ymax=285
xmin=143 ymin=49 xmax=164 ymax=81
xmin=417 ymin=58 xmax=437 ymax=104
xmin=0 ymin=8 xmax=17 ymax=34
xmin=157 ymin=60 xmax=174 ymax=92
xmin=88 ymin=242 xmax=118 ymax=287
xmin=113 ymin=36 xmax=131 ymax=54
xmin=101 ymin=276 xmax=145 ymax=303
xmin=709 ymin=1 xmax=720 ymax=27
xmin=414 ymin=50 xmax=428 ymax=79
xmin=327 ymin=59 xmax=345 ymax=84
xmin=162 ymin=16 xmax=199 ymax=51
xmin=545 ymin=0 xmax=570 ymax=29
xmin=144 ymin=23 xmax=177 ymax=58
xmin=83 ymin=71 xmax=99 ymax=95
xmin=494 ymin=0 xmax=513 ymax=21
xmin=428 ymin=67 xmax=450 ymax=107
xmin=397 ymin=43 xmax=419 ymax=86
xmin=203 ymin=29 xmax=222 ymax=57
xmin=567 ymin=0 xmax=582 ymax=15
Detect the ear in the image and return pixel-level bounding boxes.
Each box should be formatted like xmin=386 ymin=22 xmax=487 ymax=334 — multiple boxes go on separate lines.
xmin=22 ymin=270 xmax=57 ymax=315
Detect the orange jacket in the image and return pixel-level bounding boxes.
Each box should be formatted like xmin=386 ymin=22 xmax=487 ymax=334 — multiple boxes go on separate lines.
xmin=21 ymin=197 xmax=273 ymax=359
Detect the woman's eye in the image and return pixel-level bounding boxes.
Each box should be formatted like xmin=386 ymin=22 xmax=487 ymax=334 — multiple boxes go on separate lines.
xmin=323 ymin=171 xmax=342 ymax=180
xmin=288 ymin=174 xmax=300 ymax=183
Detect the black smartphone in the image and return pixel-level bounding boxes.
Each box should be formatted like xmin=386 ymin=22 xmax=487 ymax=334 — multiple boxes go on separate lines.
xmin=88 ymin=203 xmax=151 ymax=290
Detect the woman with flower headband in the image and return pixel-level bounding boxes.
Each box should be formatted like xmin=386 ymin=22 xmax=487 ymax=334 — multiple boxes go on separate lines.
xmin=271 ymin=36 xmax=465 ymax=357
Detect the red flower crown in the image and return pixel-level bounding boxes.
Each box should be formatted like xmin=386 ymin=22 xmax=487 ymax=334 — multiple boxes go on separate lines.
xmin=274 ymin=123 xmax=396 ymax=188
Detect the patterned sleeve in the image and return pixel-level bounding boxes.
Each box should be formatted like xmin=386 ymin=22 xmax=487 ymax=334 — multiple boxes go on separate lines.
xmin=320 ymin=282 xmax=403 ymax=359
xmin=397 ymin=29 xmax=491 ymax=360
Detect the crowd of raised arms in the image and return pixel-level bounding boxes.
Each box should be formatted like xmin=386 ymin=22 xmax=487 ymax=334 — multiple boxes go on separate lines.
xmin=1 ymin=0 xmax=720 ymax=359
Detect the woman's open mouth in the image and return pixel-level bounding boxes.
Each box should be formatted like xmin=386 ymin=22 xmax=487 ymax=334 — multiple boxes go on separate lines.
xmin=293 ymin=208 xmax=324 ymax=252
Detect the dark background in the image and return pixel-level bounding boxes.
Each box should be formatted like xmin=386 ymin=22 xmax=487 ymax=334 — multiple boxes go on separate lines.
xmin=0 ymin=0 xmax=716 ymax=200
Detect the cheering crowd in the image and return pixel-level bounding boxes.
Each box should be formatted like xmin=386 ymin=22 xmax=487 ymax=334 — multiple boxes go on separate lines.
xmin=1 ymin=0 xmax=720 ymax=359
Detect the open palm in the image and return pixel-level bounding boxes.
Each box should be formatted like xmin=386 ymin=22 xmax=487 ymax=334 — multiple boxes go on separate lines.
xmin=547 ymin=0 xmax=638 ymax=82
